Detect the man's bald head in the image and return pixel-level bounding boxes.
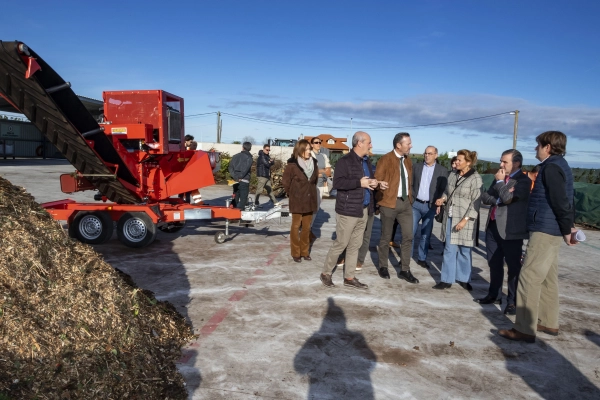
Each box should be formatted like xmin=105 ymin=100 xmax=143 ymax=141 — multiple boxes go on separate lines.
xmin=352 ymin=131 xmax=369 ymax=147
xmin=352 ymin=131 xmax=373 ymax=157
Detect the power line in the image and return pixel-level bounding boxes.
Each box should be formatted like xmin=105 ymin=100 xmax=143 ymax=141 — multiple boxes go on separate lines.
xmin=221 ymin=112 xmax=348 ymax=129
xmin=366 ymin=111 xmax=514 ymax=130
xmin=207 ymin=110 xmax=515 ymax=130
xmin=185 ymin=112 xmax=217 ymax=118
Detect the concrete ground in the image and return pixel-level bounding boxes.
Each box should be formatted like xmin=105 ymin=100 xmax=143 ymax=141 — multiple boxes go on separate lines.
xmin=2 ymin=159 xmax=600 ymax=399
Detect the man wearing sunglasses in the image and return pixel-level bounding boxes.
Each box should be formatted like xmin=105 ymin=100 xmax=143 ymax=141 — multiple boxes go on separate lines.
xmin=310 ymin=137 xmax=332 ymax=229
xmin=255 ymin=144 xmax=279 ymax=207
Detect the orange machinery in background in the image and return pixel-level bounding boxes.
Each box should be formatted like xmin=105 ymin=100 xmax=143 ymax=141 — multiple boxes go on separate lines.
xmin=0 ymin=41 xmax=286 ymax=248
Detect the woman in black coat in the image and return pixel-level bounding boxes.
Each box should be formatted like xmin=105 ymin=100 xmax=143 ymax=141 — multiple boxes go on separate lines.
xmin=282 ymin=139 xmax=319 ymax=262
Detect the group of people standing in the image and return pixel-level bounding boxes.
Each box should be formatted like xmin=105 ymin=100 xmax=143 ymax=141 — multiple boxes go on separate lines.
xmin=281 ymin=129 xmax=576 ymax=344
xmin=228 ymin=142 xmax=279 ymax=210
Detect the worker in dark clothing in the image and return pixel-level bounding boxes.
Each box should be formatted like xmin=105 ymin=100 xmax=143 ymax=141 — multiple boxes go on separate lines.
xmin=255 ymin=144 xmax=278 ymax=207
xmin=228 ymin=142 xmax=254 ymax=210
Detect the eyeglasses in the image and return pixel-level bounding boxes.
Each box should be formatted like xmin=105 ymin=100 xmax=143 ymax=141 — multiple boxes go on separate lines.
xmin=312 ymin=141 xmax=322 ymax=144
xmin=264 ymin=149 xmax=270 ymax=151
xmin=424 ymin=152 xmax=436 ymax=156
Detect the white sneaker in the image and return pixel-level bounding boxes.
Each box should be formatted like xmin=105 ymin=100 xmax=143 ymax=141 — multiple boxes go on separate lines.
xmin=355 ymin=263 xmax=363 ymax=272
xmin=336 ymin=259 xmax=345 ymax=267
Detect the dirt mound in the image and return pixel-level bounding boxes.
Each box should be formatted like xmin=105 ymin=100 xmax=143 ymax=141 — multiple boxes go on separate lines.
xmin=0 ymin=176 xmax=194 ymax=399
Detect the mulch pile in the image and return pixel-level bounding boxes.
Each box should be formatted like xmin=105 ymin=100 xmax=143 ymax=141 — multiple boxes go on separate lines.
xmin=0 ymin=176 xmax=195 ymax=399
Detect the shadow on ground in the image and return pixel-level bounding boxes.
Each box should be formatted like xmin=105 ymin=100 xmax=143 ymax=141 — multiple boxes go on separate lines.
xmin=294 ymin=298 xmax=377 ymax=400
xmin=468 ymin=260 xmax=600 ymax=398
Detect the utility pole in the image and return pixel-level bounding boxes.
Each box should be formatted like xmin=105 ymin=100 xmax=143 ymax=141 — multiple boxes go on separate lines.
xmin=216 ymin=111 xmax=222 ymax=143
xmin=511 ymin=110 xmax=519 ymax=149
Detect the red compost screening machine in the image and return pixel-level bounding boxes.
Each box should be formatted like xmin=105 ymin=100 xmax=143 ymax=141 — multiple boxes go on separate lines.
xmin=0 ymin=41 xmax=287 ymax=247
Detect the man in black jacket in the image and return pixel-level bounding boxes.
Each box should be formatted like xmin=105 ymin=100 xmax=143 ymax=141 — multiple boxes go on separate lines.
xmin=255 ymin=144 xmax=278 ymax=207
xmin=320 ymin=131 xmax=386 ymax=290
xmin=228 ymin=142 xmax=254 ymax=210
xmin=499 ymin=131 xmax=576 ymax=343
xmin=477 ymin=149 xmax=531 ymax=315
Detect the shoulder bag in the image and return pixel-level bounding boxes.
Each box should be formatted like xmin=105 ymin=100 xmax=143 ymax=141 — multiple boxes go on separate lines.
xmin=435 ymin=174 xmax=467 ymax=223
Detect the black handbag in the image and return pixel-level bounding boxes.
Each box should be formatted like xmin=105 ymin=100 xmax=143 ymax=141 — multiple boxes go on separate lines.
xmin=435 ymin=205 xmax=444 ymax=223
xmin=435 ymin=174 xmax=467 ymax=223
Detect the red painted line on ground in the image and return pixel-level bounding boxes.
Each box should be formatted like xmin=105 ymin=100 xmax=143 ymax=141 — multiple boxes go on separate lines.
xmin=198 ymin=305 xmax=234 ymax=336
xmin=228 ymin=289 xmax=248 ymax=302
xmin=177 ymin=242 xmax=287 ymax=364
xmin=243 ymin=277 xmax=257 ymax=286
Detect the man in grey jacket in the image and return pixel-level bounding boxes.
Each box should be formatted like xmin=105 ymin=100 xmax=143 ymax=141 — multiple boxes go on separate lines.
xmin=476 ymin=149 xmax=531 ymax=315
xmin=228 ymin=142 xmax=253 ymax=210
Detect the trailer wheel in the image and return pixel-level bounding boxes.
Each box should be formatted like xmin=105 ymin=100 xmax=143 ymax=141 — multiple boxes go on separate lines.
xmin=158 ymin=221 xmax=186 ymax=233
xmin=117 ymin=212 xmax=157 ymax=248
xmin=68 ymin=211 xmax=113 ymax=244
xmin=214 ymin=231 xmax=227 ymax=244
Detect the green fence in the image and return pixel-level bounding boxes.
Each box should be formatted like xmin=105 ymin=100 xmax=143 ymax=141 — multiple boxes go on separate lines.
xmin=480 ymin=175 xmax=600 ymax=229
xmin=573 ymin=182 xmax=600 ymax=229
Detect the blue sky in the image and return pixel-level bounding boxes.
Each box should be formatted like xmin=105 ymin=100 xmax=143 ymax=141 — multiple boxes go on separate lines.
xmin=4 ymin=0 xmax=600 ymax=167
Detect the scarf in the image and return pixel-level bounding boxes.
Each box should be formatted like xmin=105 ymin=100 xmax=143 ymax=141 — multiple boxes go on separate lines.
xmin=297 ymin=156 xmax=314 ymax=179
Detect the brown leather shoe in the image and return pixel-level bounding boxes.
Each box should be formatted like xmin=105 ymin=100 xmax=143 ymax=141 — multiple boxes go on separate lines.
xmin=292 ymin=256 xmax=302 ymax=263
xmin=537 ymin=324 xmax=559 ymax=336
xmin=389 ymin=241 xmax=400 ymax=248
xmin=320 ymin=273 xmax=335 ymax=288
xmin=498 ymin=328 xmax=535 ymax=343
xmin=344 ymin=277 xmax=368 ymax=290
xmin=303 ymin=255 xmax=312 ymax=261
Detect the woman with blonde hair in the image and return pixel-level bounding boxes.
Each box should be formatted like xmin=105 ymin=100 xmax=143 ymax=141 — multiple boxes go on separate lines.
xmin=433 ymin=149 xmax=483 ymax=290
xmin=282 ymin=139 xmax=319 ymax=262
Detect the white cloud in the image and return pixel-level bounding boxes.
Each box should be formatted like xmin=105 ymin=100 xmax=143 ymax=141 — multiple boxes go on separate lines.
xmin=309 ymin=94 xmax=600 ymax=142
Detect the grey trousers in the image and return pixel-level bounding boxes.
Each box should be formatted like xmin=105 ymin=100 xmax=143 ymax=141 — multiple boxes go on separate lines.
xmin=255 ymin=177 xmax=277 ymax=204
xmin=323 ymin=208 xmax=368 ymax=280
xmin=357 ymin=213 xmax=375 ymax=265
xmin=378 ymin=198 xmax=413 ymax=271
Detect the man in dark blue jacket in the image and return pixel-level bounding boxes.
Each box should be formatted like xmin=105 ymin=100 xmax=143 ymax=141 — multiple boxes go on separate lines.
xmin=320 ymin=131 xmax=385 ymax=290
xmin=255 ymin=144 xmax=278 ymax=207
xmin=499 ymin=131 xmax=576 ymax=343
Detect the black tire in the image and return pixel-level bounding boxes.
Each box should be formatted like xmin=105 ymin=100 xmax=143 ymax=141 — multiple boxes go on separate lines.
xmin=68 ymin=211 xmax=113 ymax=244
xmin=158 ymin=221 xmax=186 ymax=233
xmin=214 ymin=231 xmax=226 ymax=244
xmin=116 ymin=212 xmax=157 ymax=248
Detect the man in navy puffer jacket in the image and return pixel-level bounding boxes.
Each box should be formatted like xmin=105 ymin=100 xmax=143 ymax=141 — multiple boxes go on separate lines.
xmin=499 ymin=131 xmax=576 ymax=343
xmin=320 ymin=131 xmax=386 ymax=290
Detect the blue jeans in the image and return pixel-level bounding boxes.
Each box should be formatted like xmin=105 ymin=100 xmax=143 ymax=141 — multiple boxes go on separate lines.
xmin=411 ymin=201 xmax=436 ymax=261
xmin=441 ymin=217 xmax=472 ymax=284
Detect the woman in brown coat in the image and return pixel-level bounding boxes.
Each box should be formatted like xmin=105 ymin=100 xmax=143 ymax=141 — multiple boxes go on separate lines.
xmin=282 ymin=139 xmax=319 ymax=262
